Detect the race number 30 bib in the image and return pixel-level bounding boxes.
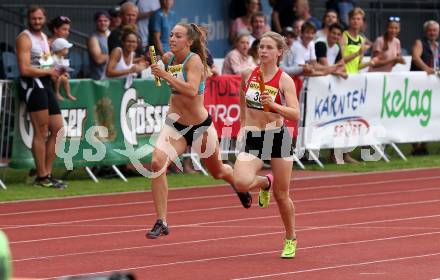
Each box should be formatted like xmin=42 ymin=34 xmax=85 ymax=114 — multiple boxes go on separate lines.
xmin=245 ymin=81 xmax=278 ymax=110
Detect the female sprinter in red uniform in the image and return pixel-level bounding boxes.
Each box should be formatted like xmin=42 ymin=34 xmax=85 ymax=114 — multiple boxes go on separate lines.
xmin=233 ymin=31 xmax=300 ymax=258
xmin=147 ymin=23 xmax=252 ymax=239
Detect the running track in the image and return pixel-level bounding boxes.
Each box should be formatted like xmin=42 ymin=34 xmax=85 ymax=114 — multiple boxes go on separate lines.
xmin=2 ymin=168 xmax=440 ymax=280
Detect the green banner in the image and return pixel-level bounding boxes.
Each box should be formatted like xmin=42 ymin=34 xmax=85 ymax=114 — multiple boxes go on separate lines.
xmin=10 ymin=79 xmax=171 ymax=169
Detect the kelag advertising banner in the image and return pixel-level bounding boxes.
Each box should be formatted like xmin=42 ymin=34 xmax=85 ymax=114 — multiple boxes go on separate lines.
xmin=10 ymin=79 xmax=171 ymax=169
xmin=303 ymin=72 xmax=440 ymax=149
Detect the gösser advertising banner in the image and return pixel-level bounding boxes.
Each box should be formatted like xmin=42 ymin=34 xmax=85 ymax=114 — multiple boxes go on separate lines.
xmin=10 ymin=79 xmax=171 ymax=169
xmin=303 ymin=72 xmax=440 ymax=149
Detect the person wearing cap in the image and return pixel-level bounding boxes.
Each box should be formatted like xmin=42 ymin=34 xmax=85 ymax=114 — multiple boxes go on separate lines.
xmin=51 ymin=38 xmax=76 ymax=101
xmin=108 ymin=6 xmax=122 ymax=31
xmin=88 ymin=11 xmax=111 ymax=80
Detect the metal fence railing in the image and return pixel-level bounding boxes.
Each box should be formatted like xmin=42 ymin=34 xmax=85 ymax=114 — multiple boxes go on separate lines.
xmin=0 ymin=80 xmax=14 ymax=189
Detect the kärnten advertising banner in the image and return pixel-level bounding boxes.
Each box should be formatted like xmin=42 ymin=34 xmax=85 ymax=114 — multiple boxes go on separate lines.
xmin=303 ymin=72 xmax=440 ymax=149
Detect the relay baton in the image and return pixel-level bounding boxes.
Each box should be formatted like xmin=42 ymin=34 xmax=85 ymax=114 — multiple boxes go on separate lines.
xmin=257 ymin=68 xmax=269 ymax=112
xmin=149 ymin=46 xmax=161 ymax=86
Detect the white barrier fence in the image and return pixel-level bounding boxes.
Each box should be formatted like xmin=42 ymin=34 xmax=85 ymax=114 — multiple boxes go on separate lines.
xmin=297 ymin=71 xmax=440 ymax=165
xmin=0 ymin=80 xmax=14 ymax=189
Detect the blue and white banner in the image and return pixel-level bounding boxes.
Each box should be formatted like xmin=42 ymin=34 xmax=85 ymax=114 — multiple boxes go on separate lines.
xmin=303 ymin=72 xmax=440 ymax=149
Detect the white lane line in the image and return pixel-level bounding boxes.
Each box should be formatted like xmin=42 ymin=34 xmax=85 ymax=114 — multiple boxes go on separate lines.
xmin=9 ymin=211 xmax=440 ymax=246
xmin=43 ymin=244 xmax=440 ymax=280
xmin=231 ymin=252 xmax=440 ymax=280
xmin=13 ymin=231 xmax=285 ymax=262
xmin=13 ymin=227 xmax=440 ymax=263
xmin=2 ymin=167 xmax=438 ymax=205
xmin=3 ymin=181 xmax=440 ymax=217
xmin=3 ymin=197 xmax=440 ymax=230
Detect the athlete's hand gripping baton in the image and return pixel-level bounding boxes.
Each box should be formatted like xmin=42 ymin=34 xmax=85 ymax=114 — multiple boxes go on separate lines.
xmin=257 ymin=68 xmax=269 ymax=112
xmin=149 ymin=46 xmax=161 ymax=86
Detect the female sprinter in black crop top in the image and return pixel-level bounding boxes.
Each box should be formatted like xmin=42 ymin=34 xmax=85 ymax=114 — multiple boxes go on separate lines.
xmin=233 ymin=31 xmax=300 ymax=259
xmin=146 ymin=23 xmax=252 ymax=239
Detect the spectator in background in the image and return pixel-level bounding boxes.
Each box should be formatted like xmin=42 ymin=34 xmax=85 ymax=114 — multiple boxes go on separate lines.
xmin=369 ymin=16 xmax=405 ymax=72
xmin=409 ymin=20 xmax=439 ymax=156
xmin=108 ymin=2 xmax=144 ymax=57
xmin=315 ymin=23 xmax=347 ymax=78
xmin=248 ymin=38 xmax=260 ymax=65
xmin=206 ymin=48 xmax=220 ymax=76
xmin=248 ymin=12 xmax=270 ymax=46
xmin=16 ymin=5 xmax=66 ymax=188
xmin=108 ymin=6 xmax=122 ymax=31
xmin=316 ymin=9 xmax=339 ymax=41
xmin=223 ymin=32 xmax=256 ymax=75
xmin=292 ymin=18 xmax=305 ymax=40
xmin=47 ymin=15 xmax=71 ymax=46
xmin=326 ymin=0 xmax=357 ymax=28
xmin=340 ymin=7 xmax=372 ymax=75
xmin=411 ymin=20 xmax=439 ymax=74
xmin=130 ymin=0 xmax=160 ymax=48
xmin=281 ymin=22 xmax=333 ymax=77
xmin=229 ymin=0 xmax=261 ymax=44
xmin=106 ymin=25 xmax=147 ymax=82
xmin=88 ymin=11 xmax=111 ymax=80
xmin=280 ymin=27 xmax=297 ymax=73
xmin=271 ymin=0 xmax=296 ymax=34
xmin=228 ymin=0 xmax=249 ymax=21
xmin=51 ymin=38 xmax=76 ymax=101
xmin=294 ymin=0 xmax=321 ymax=30
xmin=148 ymin=0 xmax=176 ymax=56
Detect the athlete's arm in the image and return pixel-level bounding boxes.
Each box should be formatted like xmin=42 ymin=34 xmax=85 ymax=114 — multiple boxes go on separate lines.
xmin=261 ymin=72 xmax=299 ymax=121
xmin=16 ymin=34 xmax=58 ymax=79
xmin=151 ymin=54 xmax=204 ymax=97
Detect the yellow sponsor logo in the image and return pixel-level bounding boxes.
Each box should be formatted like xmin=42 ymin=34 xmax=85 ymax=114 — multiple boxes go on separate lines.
xmin=168 ymin=64 xmax=182 ymax=74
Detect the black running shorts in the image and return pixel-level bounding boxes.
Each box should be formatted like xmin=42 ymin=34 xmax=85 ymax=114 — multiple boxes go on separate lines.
xmin=18 ymin=76 xmax=61 ymax=115
xmin=241 ymin=126 xmax=293 ymax=160
xmin=165 ymin=114 xmax=213 ymax=146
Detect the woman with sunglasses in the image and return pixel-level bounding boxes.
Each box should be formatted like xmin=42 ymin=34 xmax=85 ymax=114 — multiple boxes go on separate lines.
xmin=233 ymin=31 xmax=300 ymax=259
xmin=146 ymin=23 xmax=252 ymax=239
xmin=369 ymin=16 xmax=405 ymax=72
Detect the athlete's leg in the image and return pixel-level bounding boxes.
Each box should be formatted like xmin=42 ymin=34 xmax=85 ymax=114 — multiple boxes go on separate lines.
xmin=46 ymin=114 xmax=64 ymax=176
xmin=270 ymin=157 xmax=295 ymax=239
xmin=29 ymin=110 xmax=49 ymax=177
xmin=150 ymin=125 xmax=187 ymax=222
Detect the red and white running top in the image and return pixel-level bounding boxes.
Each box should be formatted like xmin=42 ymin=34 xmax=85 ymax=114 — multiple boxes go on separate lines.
xmin=242 ymin=65 xmax=285 ymax=112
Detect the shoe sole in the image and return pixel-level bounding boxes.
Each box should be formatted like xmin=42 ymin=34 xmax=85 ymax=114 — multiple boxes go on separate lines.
xmin=258 ymin=193 xmax=269 ymax=208
xmin=281 ymin=255 xmax=295 ymax=259
xmin=237 ymin=192 xmax=252 ymax=209
xmin=146 ymin=229 xmax=169 ymax=239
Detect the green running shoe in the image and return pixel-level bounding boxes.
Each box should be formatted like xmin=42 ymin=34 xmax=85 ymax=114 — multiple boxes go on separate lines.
xmin=281 ymin=238 xmax=297 ymax=259
xmin=258 ymin=174 xmax=272 ymax=208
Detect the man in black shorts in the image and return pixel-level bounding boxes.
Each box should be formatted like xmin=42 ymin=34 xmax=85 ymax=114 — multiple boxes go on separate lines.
xmin=16 ymin=5 xmax=66 ymax=188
